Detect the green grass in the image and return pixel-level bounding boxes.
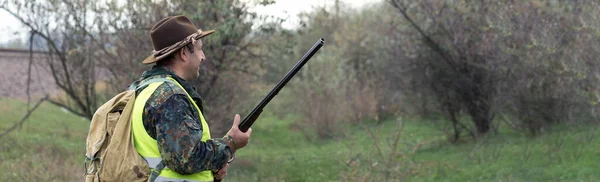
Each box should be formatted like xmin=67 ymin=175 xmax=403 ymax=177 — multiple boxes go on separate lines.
xmin=228 ymin=114 xmax=600 ymax=182
xmin=405 ymin=123 xmax=600 ymax=182
xmin=0 ymin=98 xmax=89 ymax=181
xmin=1 ymin=97 xmax=600 ymax=181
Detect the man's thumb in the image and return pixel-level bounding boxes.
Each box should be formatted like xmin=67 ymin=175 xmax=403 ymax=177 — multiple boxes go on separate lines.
xmin=232 ymin=114 xmax=240 ymax=128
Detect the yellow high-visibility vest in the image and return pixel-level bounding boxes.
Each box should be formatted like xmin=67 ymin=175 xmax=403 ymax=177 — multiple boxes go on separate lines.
xmin=131 ymin=77 xmax=213 ymax=182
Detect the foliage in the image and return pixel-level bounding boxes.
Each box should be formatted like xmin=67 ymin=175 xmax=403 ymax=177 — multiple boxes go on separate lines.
xmin=386 ymin=0 xmax=600 ymax=139
xmin=277 ymin=2 xmax=397 ymax=139
xmin=3 ymin=1 xmax=600 ymax=180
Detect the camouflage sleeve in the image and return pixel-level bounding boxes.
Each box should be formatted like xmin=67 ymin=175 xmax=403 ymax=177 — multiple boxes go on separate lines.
xmin=144 ymin=83 xmax=233 ymax=174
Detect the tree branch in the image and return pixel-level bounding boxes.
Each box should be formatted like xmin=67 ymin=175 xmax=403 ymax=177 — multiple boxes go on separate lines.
xmin=388 ymin=0 xmax=457 ymax=70
xmin=0 ymin=6 xmax=66 ymax=62
xmin=44 ymin=98 xmax=89 ymax=119
xmin=0 ymin=97 xmax=46 ymax=138
xmin=27 ymin=31 xmax=34 ymax=108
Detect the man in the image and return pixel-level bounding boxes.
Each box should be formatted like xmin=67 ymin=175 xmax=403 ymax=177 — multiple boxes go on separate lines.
xmin=129 ymin=15 xmax=252 ymax=182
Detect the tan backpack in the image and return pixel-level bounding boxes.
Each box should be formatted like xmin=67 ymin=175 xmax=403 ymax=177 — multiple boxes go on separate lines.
xmin=84 ymin=78 xmax=166 ymax=182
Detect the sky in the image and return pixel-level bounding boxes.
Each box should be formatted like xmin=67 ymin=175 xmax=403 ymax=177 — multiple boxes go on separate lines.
xmin=0 ymin=0 xmax=378 ymax=44
xmin=247 ymin=0 xmax=376 ymax=29
xmin=0 ymin=10 xmax=24 ymax=43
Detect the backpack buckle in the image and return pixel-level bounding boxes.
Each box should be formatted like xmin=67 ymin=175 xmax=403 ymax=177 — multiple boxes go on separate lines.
xmin=84 ymin=156 xmax=100 ymax=175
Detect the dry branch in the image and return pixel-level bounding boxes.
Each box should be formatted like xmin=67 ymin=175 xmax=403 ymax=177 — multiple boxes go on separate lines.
xmin=0 ymin=97 xmax=46 ymax=138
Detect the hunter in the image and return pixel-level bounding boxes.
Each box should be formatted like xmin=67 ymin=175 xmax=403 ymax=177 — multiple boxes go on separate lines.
xmin=128 ymin=15 xmax=252 ymax=181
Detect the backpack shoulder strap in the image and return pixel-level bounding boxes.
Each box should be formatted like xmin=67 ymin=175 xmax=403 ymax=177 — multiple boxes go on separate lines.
xmin=128 ymin=77 xmax=174 ymax=181
xmin=149 ymin=162 xmax=166 ymax=182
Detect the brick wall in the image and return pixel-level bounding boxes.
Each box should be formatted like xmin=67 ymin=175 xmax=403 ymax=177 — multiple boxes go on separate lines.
xmin=0 ymin=49 xmax=59 ymax=99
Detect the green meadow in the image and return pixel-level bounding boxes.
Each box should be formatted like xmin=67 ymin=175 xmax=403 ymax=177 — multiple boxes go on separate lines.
xmin=2 ymin=98 xmax=599 ymax=181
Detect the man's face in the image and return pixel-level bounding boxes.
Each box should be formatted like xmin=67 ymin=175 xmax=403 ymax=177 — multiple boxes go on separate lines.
xmin=185 ymin=40 xmax=205 ymax=80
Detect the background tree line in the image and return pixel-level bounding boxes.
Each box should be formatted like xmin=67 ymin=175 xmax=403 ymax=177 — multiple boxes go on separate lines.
xmin=2 ymin=0 xmax=600 ymax=140
xmin=265 ymin=0 xmax=600 ymax=141
xmin=1 ymin=0 xmax=276 ymax=137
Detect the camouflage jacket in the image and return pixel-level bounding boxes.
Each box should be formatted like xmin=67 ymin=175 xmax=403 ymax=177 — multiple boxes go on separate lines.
xmin=129 ymin=66 xmax=234 ymax=174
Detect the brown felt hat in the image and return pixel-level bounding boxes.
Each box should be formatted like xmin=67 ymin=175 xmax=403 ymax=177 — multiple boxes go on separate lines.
xmin=143 ymin=15 xmax=215 ymax=64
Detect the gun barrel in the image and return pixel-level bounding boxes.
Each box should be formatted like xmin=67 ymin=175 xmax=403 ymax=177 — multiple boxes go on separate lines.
xmin=239 ymin=38 xmax=325 ymax=132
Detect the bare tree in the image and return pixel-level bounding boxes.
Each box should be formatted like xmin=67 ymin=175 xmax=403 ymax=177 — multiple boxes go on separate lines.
xmin=1 ymin=0 xmax=105 ymax=119
xmin=387 ymin=0 xmax=600 ymax=138
xmin=388 ymin=0 xmax=501 ymax=138
xmin=1 ymin=0 xmax=276 ymax=137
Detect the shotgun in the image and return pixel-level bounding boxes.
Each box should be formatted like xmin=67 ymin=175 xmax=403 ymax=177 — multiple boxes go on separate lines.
xmin=215 ymin=39 xmax=325 ymax=181
xmin=238 ymin=38 xmax=325 ymax=132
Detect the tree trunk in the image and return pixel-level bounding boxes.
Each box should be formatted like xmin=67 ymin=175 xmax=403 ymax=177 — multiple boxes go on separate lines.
xmin=467 ymin=100 xmax=492 ymax=134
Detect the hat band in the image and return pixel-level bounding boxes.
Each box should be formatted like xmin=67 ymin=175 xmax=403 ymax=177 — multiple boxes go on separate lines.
xmin=152 ymin=29 xmax=203 ymax=59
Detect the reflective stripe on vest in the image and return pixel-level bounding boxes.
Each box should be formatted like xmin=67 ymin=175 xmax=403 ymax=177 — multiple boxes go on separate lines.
xmin=143 ymin=157 xmax=162 ymax=169
xmin=154 ymin=175 xmax=213 ymax=182
xmin=131 ymin=77 xmax=213 ymax=181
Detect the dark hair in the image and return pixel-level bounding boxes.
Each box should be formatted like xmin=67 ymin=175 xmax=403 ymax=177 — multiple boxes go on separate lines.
xmin=156 ymin=43 xmax=195 ymax=67
xmin=186 ymin=43 xmax=195 ymax=54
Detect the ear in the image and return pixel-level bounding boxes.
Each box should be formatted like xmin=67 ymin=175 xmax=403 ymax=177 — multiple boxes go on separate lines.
xmin=178 ymin=48 xmax=188 ymax=63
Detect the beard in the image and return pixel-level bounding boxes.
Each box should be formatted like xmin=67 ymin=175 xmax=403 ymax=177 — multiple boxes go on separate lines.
xmin=195 ymin=66 xmax=200 ymax=79
xmin=184 ymin=64 xmax=201 ymax=81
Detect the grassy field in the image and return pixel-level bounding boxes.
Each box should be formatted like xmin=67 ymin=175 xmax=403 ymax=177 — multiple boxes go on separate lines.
xmin=0 ymin=98 xmax=89 ymax=181
xmin=228 ymin=113 xmax=600 ymax=182
xmin=1 ymin=97 xmax=599 ymax=181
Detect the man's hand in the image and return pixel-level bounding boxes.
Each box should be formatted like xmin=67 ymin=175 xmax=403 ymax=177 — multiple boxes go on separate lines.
xmin=225 ymin=114 xmax=252 ymax=151
xmin=214 ymin=164 xmax=229 ymax=180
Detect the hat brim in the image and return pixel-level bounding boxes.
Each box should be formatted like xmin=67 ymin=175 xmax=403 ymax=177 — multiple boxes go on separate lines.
xmin=143 ymin=30 xmax=215 ymax=64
